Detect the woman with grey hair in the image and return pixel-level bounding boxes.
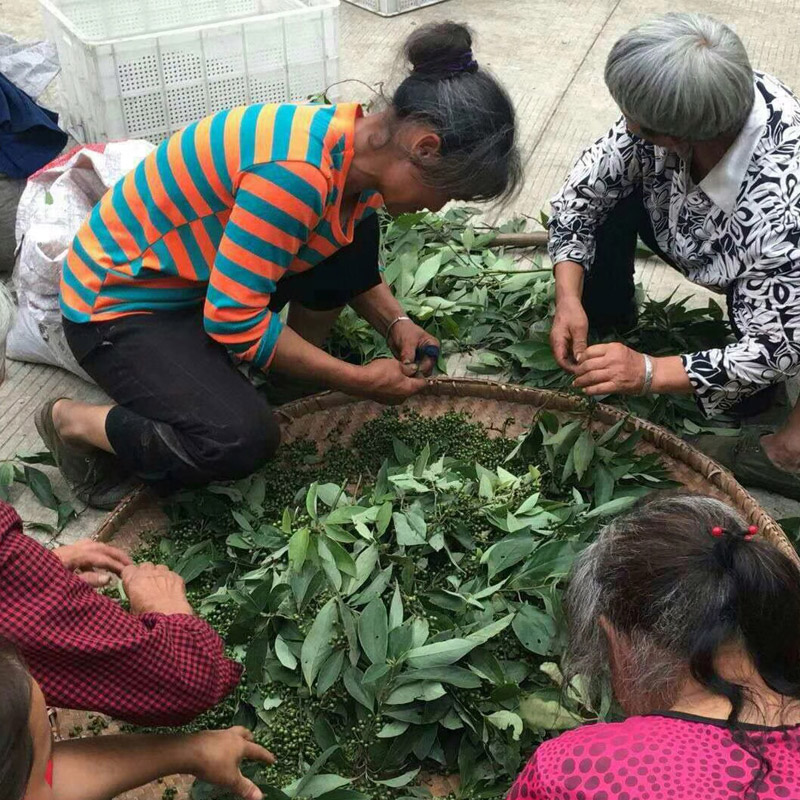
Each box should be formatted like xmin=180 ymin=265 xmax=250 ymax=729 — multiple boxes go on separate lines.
xmin=547 ymin=12 xmax=800 ymax=499
xmin=508 ymin=492 xmax=800 ymax=800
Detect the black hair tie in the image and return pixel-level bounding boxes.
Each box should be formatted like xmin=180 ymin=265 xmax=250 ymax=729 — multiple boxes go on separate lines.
xmin=414 ymin=51 xmax=479 ymax=77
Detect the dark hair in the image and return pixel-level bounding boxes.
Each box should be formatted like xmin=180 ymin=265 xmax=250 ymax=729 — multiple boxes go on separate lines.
xmin=0 ymin=641 xmax=34 ymax=800
xmin=390 ymin=22 xmax=521 ymax=203
xmin=565 ymin=492 xmax=800 ymax=787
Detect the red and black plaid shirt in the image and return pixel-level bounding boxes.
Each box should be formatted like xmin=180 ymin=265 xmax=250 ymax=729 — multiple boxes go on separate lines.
xmin=0 ymin=501 xmax=242 ymax=726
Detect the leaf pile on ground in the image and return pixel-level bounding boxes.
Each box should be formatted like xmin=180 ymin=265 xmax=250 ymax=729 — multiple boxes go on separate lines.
xmin=131 ymin=409 xmax=676 ymax=800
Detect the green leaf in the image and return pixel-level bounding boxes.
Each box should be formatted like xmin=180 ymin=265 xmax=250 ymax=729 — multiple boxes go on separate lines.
xmin=518 ymin=694 xmax=583 ymax=731
xmin=392 ymin=438 xmax=415 ymax=464
xmin=388 ymin=681 xmax=446 ymax=704
xmin=486 ymin=710 xmax=524 ymax=740
xmin=393 ymin=512 xmax=426 ymax=546
xmin=289 ymin=527 xmax=311 ymax=572
xmin=289 ymin=746 xmax=341 ymax=799
xmin=317 ymin=649 xmax=345 ymax=695
xmin=377 ymin=721 xmax=409 ymax=738
xmin=405 ymin=638 xmax=478 ymax=668
xmin=376 ymin=502 xmax=393 ymax=536
xmin=389 ymin=583 xmax=404 ymax=630
xmin=512 ymin=605 xmax=557 ymax=655
xmin=481 ymin=532 xmax=536 ymax=578
xmin=584 ymin=495 xmax=638 ymax=518
xmin=358 ymin=596 xmax=389 ymax=665
xmin=594 ymin=464 xmax=615 ymax=507
xmin=301 ymin=597 xmax=338 ymax=687
xmin=410 ymin=253 xmax=442 ymax=294
xmin=275 ymin=635 xmax=298 ymax=670
xmin=293 ymin=775 xmax=351 ymax=799
xmin=394 ymin=666 xmax=481 ymax=688
xmin=22 ymin=467 xmax=58 ymax=510
xmin=306 ymin=482 xmax=319 ymax=519
xmin=232 ymin=510 xmax=254 ymax=532
xmin=573 ymin=430 xmax=595 ymax=480
xmin=345 ymin=545 xmax=379 ymax=597
xmin=322 ymin=536 xmax=358 ymax=577
xmin=466 ymin=612 xmax=514 ymax=644
xmin=0 ymin=462 xmax=14 ymax=487
xmin=245 ymin=628 xmax=271 ymax=682
xmin=343 ymin=664 xmax=374 ymax=710
xmin=373 ymin=768 xmax=420 ymax=788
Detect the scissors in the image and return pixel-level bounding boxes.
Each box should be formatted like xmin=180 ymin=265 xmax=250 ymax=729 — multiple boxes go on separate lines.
xmin=406 ymin=343 xmax=440 ymax=376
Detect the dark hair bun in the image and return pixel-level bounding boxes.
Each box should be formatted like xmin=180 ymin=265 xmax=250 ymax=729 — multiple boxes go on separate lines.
xmin=405 ymin=22 xmax=477 ymax=77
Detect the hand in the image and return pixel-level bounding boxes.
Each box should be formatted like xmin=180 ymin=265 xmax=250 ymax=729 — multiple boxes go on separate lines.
xmin=189 ymin=727 xmax=276 ymax=800
xmin=54 ymin=540 xmax=132 ymax=587
xmin=550 ymin=296 xmax=589 ymax=373
xmin=121 ymin=562 xmax=194 ymax=616
xmin=387 ymin=319 xmax=440 ymax=377
xmin=572 ymin=342 xmax=647 ymax=396
xmin=355 ymin=358 xmax=427 ymax=405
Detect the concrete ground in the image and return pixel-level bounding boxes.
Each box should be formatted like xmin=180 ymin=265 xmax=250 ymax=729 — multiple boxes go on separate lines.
xmin=3 ymin=0 xmax=800 ymax=541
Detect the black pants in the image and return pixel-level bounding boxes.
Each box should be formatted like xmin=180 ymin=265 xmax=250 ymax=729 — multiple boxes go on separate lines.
xmin=581 ymin=187 xmax=675 ymax=331
xmin=64 ymin=216 xmax=381 ymax=493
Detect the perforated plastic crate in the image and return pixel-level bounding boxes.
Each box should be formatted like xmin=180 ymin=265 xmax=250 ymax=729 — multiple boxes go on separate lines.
xmin=342 ymin=0 xmax=447 ymax=16
xmin=40 ymin=0 xmax=339 ymax=143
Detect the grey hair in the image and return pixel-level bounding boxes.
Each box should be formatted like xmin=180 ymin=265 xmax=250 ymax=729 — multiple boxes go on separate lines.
xmin=604 ymin=13 xmax=755 ymax=141
xmin=563 ymin=494 xmax=753 ymax=712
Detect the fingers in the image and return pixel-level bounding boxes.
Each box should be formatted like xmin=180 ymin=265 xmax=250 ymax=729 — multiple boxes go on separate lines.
xmin=572 ymin=335 xmax=588 ymax=365
xmin=243 ymin=741 xmax=276 ymax=765
xmin=78 ymin=571 xmax=112 ymax=588
xmin=582 ymin=381 xmax=617 ymax=396
xmin=551 ymin=332 xmax=572 ymax=371
xmin=79 ymin=547 xmax=132 ymax=576
xmin=573 ymin=369 xmax=613 ymax=389
xmin=399 ymin=360 xmax=418 ymax=378
xmin=231 ymin=773 xmax=263 ymax=800
xmin=417 ymin=355 xmax=436 ymax=377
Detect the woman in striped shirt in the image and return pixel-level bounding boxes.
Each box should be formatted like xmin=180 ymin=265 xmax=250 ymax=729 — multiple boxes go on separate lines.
xmin=38 ymin=22 xmax=521 ymax=506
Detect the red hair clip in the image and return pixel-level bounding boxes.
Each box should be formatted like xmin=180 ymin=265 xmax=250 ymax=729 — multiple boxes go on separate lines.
xmin=711 ymin=526 xmax=725 ymax=537
xmin=745 ymin=525 xmax=758 ymax=541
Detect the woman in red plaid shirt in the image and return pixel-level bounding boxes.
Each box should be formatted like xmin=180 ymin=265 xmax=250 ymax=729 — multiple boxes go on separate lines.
xmin=0 ymin=501 xmax=241 ymax=725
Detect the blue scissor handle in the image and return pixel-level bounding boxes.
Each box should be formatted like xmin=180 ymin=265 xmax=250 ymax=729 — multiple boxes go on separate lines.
xmin=415 ymin=344 xmax=440 ymax=361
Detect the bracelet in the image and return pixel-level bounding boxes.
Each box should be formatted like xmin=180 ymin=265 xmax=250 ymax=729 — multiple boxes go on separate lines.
xmin=384 ymin=315 xmax=411 ymax=341
xmin=641 ymin=354 xmax=654 ymax=395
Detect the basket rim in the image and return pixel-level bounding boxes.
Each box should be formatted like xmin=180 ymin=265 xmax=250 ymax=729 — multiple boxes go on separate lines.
xmin=39 ymin=0 xmax=340 ymax=47
xmin=96 ymin=377 xmax=796 ymax=560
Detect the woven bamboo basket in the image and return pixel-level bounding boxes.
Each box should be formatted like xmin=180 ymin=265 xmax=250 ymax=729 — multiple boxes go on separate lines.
xmin=96 ymin=378 xmax=794 ymax=558
xmin=84 ymin=378 xmax=795 ymax=800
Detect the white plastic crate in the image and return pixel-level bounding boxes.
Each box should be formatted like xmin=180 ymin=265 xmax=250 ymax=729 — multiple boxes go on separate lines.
xmin=342 ymin=0 xmax=447 ymax=16
xmin=40 ymin=0 xmax=339 ymax=143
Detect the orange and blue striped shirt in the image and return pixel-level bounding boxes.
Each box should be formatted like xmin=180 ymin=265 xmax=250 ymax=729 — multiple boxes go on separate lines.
xmin=60 ymin=103 xmax=382 ymax=369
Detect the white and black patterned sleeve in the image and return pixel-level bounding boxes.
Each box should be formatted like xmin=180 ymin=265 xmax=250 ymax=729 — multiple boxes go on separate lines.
xmin=681 ymin=224 xmax=800 ymax=417
xmin=548 ymin=117 xmax=643 ymax=270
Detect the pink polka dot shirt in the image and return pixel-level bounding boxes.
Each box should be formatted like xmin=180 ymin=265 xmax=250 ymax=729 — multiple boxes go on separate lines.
xmin=508 ymin=712 xmax=800 ymax=800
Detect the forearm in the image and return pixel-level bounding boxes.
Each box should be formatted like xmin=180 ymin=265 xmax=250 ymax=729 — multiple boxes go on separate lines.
xmin=349 ymin=280 xmax=405 ymax=335
xmin=554 ymin=261 xmax=585 ymax=303
xmin=52 ymin=734 xmax=199 ymax=800
xmin=271 ymin=325 xmax=365 ymax=392
xmin=651 ymin=355 xmax=693 ymax=394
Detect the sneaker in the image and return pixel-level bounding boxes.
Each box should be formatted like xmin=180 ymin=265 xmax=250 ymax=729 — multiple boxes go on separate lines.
xmin=34 ymin=398 xmax=139 ymax=510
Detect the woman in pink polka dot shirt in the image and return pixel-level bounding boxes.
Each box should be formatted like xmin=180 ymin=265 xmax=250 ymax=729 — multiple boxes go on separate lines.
xmin=508 ymin=492 xmax=800 ymax=800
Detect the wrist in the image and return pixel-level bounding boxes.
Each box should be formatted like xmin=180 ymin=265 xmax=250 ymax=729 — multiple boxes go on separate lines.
xmin=333 ymin=362 xmax=369 ymax=395
xmin=133 ymin=599 xmax=194 ymax=616
xmin=178 ymin=733 xmax=206 ymax=775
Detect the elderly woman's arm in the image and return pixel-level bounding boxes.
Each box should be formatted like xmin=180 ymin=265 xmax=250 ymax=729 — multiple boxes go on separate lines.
xmin=549 ymin=119 xmax=643 ymax=369
xmin=548 ymin=117 xmax=643 ymax=270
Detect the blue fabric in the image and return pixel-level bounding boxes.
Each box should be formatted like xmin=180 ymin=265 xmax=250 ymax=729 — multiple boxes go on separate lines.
xmin=0 ymin=72 xmax=67 ymax=179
